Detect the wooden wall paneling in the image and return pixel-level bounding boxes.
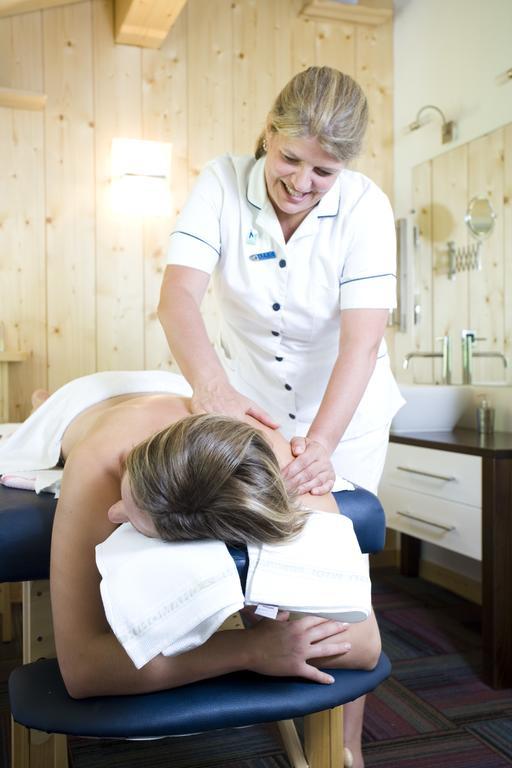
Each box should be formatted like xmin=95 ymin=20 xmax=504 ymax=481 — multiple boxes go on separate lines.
xmin=314 ymin=19 xmax=354 ymax=74
xmin=186 ymin=0 xmax=233 ymax=342
xmin=354 ymin=20 xmax=393 ymax=198
xmin=401 ymin=160 xmax=434 ymax=383
xmin=232 ymin=0 xmax=286 ymax=156
xmin=467 ymin=128 xmax=506 ymax=385
xmin=44 ymin=2 xmax=96 ymax=390
xmin=504 ymin=124 xmax=512 ymax=384
xmin=271 ymin=0 xmax=294 ymax=95
xmin=142 ymin=6 xmax=188 ymax=371
xmin=0 ymin=13 xmax=47 ymax=420
xmin=186 ymin=0 xmax=233 ymax=173
xmin=431 ymin=145 xmax=468 ymax=384
xmin=92 ymin=0 xmax=144 ymax=372
xmin=290 ymin=0 xmax=316 ymax=74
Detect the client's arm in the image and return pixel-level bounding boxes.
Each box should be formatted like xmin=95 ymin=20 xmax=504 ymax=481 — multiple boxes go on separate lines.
xmin=50 ymin=439 xmax=354 ymax=699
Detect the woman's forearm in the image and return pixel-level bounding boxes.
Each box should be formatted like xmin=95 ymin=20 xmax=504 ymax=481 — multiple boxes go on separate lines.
xmin=158 ymin=266 xmax=227 ymax=389
xmin=307 ymin=344 xmax=377 ymax=453
xmin=64 ymin=627 xmax=253 ymax=699
xmin=307 ymin=308 xmax=388 ymax=453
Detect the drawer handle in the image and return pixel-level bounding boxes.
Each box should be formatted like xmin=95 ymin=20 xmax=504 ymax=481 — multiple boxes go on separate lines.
xmin=396 ymin=465 xmax=456 ymax=482
xmin=396 ymin=510 xmax=455 ymax=532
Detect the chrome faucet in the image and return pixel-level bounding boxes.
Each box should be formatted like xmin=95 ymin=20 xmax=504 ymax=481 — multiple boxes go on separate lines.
xmin=403 ymin=335 xmax=452 ymax=384
xmin=461 ymin=329 xmax=508 ymax=384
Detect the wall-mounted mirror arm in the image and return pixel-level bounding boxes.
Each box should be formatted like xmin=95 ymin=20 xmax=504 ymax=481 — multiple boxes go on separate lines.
xmin=447 ymin=196 xmax=497 ymax=280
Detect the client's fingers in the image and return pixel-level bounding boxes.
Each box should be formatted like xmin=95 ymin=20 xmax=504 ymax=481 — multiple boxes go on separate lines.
xmin=299 ymin=663 xmax=335 ymax=685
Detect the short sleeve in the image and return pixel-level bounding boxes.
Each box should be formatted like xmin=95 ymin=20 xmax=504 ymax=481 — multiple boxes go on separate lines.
xmin=166 ymin=161 xmax=223 ymax=274
xmin=339 ymin=182 xmax=397 ymax=310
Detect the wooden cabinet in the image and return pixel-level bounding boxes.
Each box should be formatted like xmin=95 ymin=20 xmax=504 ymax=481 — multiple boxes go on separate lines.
xmin=382 ymin=429 xmax=512 ymax=689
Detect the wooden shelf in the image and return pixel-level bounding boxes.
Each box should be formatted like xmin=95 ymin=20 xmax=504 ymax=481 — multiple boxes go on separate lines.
xmin=0 ymin=87 xmax=47 ymax=111
xmin=300 ymin=0 xmax=392 ymax=26
xmin=0 ymin=351 xmax=27 ymax=363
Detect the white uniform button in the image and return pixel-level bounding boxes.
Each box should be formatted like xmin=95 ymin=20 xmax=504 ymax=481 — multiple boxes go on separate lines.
xmin=278 ymin=259 xmax=286 ymax=268
xmin=275 ymin=356 xmax=283 ymax=362
xmin=289 ymin=413 xmax=296 ymax=420
xmin=284 ymin=383 xmax=292 ymax=391
xmin=271 ymin=330 xmax=280 ymax=337
xmin=272 ymin=302 xmax=281 ymax=311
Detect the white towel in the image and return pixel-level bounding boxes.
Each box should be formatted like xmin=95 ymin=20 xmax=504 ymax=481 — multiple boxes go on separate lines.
xmin=245 ymin=511 xmax=371 ymax=623
xmin=0 ymin=468 xmax=63 ymax=496
xmin=96 ymin=524 xmax=245 ymax=669
xmin=0 ymin=371 xmax=192 ymax=487
xmin=95 ymin=510 xmax=370 ymax=669
xmin=332 ymin=476 xmax=355 ymax=492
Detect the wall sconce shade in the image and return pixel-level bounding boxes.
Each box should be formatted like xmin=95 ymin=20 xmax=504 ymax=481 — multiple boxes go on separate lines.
xmin=111 ymin=138 xmax=172 ymax=216
xmin=407 ymin=104 xmax=456 ymax=144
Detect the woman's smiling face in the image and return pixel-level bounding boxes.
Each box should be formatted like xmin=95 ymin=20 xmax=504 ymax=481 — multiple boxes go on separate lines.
xmin=263 ymin=132 xmax=344 ymax=224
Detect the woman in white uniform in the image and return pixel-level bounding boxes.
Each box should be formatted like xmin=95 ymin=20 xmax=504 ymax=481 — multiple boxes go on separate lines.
xmin=158 ymin=66 xmax=403 ymax=768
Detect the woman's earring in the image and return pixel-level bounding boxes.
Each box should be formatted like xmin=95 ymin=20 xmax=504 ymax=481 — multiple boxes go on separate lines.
xmin=262 ymin=138 xmax=268 ymax=152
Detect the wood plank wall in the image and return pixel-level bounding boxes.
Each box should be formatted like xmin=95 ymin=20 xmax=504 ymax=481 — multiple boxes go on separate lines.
xmin=0 ymin=0 xmax=393 ymax=420
xmin=402 ymin=125 xmax=512 ymax=386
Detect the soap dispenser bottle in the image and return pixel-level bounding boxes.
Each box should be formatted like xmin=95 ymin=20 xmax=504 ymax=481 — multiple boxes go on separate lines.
xmin=476 ymin=397 xmax=495 ymax=434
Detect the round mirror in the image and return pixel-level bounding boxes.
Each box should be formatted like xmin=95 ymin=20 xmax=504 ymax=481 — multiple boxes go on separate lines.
xmin=464 ymin=196 xmax=497 ymax=240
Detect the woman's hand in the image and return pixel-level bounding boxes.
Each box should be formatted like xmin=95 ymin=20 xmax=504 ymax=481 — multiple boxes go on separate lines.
xmin=282 ymin=437 xmax=336 ymax=495
xmin=191 ymin=378 xmax=279 ymax=429
xmin=246 ymin=613 xmax=351 ymax=684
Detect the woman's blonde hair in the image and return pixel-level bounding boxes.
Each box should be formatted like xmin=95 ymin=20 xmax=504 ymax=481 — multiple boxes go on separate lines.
xmin=255 ymin=66 xmax=368 ymax=163
xmin=125 ymin=414 xmax=306 ymax=546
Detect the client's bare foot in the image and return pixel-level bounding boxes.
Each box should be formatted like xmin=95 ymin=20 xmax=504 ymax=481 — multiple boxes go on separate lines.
xmin=31 ymin=389 xmax=50 ymax=412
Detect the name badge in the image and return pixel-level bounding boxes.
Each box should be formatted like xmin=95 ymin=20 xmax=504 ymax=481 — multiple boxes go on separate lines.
xmin=249 ymin=250 xmax=276 ymax=262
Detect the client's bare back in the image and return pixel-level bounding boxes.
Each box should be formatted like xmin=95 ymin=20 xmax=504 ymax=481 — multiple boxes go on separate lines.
xmin=61 ymin=394 xmax=192 ymax=465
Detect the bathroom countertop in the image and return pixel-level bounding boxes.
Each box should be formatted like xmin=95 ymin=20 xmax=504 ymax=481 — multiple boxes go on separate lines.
xmin=389 ymin=428 xmax=512 ymax=458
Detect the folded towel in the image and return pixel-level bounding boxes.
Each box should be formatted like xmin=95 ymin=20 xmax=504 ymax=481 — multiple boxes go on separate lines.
xmin=96 ymin=509 xmax=371 ymax=668
xmin=246 ymin=511 xmax=371 ymax=623
xmin=0 ymin=469 xmax=63 ymax=496
xmin=96 ymin=524 xmax=245 ymax=669
xmin=0 ymin=370 xmax=192 ymax=477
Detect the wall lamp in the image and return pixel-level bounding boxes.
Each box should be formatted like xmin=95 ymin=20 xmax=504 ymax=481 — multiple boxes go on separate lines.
xmin=111 ymin=138 xmax=172 ymax=216
xmin=407 ymin=105 xmax=456 ymax=144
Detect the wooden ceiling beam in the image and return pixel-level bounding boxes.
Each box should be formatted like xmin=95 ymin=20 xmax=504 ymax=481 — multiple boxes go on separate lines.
xmin=300 ymin=1 xmax=392 ymax=26
xmin=114 ymin=0 xmax=188 ymax=49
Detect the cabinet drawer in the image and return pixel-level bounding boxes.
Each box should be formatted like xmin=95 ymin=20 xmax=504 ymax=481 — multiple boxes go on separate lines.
xmin=380 ymin=482 xmax=481 ymax=560
xmin=383 ymin=443 xmax=481 ymax=507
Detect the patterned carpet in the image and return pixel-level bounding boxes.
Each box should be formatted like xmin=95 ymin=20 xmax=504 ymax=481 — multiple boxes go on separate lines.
xmin=1 ymin=568 xmax=512 ymax=767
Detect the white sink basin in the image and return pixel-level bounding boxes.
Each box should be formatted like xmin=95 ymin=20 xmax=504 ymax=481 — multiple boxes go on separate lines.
xmin=391 ymin=385 xmax=473 ymax=433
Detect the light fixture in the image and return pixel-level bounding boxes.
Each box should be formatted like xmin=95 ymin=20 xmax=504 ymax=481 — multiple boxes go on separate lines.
xmin=407 ymin=105 xmax=456 ymax=144
xmin=111 ymin=138 xmax=172 ymax=216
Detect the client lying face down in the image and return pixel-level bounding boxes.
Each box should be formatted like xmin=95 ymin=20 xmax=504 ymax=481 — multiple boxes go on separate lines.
xmin=110 ymin=413 xmax=308 ymax=545
xmin=35 ymin=376 xmax=381 ymax=700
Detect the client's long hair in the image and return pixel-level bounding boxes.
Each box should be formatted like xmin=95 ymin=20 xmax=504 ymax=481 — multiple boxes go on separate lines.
xmin=125 ymin=414 xmax=306 ymax=546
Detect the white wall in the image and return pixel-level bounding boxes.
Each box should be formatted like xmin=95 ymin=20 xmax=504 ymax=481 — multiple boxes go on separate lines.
xmin=394 ymin=0 xmax=512 ymax=218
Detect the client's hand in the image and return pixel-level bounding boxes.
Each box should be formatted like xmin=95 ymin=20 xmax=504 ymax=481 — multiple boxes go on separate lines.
xmin=191 ymin=378 xmax=279 ymax=429
xmin=246 ymin=612 xmax=351 ymax=684
xmin=282 ymin=437 xmax=336 ymax=496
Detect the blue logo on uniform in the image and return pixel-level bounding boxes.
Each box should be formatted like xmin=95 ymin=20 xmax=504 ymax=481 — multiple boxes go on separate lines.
xmin=249 ymin=250 xmax=276 ymax=262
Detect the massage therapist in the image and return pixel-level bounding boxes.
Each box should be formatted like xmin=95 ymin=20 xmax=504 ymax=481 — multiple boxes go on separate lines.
xmin=158 ymin=65 xmax=403 ymax=499
xmin=158 ymin=65 xmax=403 ymax=768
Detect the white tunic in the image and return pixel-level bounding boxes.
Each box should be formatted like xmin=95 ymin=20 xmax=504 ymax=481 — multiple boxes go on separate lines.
xmin=167 ymin=154 xmax=404 ymax=444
